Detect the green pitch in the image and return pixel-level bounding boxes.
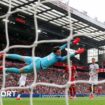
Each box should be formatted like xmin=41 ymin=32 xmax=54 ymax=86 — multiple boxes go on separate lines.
xmin=3 ymin=97 xmax=105 ymax=105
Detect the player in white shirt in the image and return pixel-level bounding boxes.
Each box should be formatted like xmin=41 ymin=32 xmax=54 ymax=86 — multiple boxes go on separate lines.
xmin=16 ymin=73 xmax=27 ymax=100
xmin=89 ymin=58 xmax=99 ymax=99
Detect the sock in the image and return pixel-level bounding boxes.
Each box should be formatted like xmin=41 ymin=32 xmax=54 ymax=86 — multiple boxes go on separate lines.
xmin=73 ymin=87 xmax=76 ymax=97
xmin=93 ymin=86 xmax=96 ymax=93
xmin=5 ymin=68 xmax=20 ymax=74
xmin=70 ymin=87 xmax=73 ymax=97
xmin=17 ymin=94 xmax=21 ymax=98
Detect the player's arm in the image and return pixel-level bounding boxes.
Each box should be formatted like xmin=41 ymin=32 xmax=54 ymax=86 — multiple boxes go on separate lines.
xmin=91 ymin=64 xmax=100 ymax=74
xmin=59 ymin=38 xmax=80 ymax=50
xmin=59 ymin=53 xmax=75 ymax=61
xmin=58 ymin=48 xmax=85 ymax=61
xmin=89 ymin=65 xmax=95 ymax=77
xmin=89 ymin=65 xmax=91 ymax=75
xmin=96 ymin=64 xmax=99 ymax=73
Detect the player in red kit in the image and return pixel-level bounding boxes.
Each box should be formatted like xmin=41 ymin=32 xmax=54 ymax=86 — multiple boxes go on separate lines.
xmin=64 ymin=62 xmax=77 ymax=99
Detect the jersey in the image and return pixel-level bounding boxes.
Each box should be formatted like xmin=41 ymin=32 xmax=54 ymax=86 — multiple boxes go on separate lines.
xmin=89 ymin=63 xmax=99 ymax=84
xmin=65 ymin=65 xmax=77 ymax=81
xmin=41 ymin=53 xmax=66 ymax=70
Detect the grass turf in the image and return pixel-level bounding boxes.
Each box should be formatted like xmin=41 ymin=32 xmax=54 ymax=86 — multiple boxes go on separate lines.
xmin=2 ymin=97 xmax=105 ymax=105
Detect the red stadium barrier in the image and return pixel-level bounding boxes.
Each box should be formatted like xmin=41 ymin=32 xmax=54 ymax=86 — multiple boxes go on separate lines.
xmin=98 ymin=68 xmax=105 ymax=73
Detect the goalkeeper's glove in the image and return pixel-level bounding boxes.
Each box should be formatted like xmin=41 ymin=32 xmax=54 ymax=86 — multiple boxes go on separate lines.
xmin=75 ymin=48 xmax=85 ymax=54
xmin=73 ymin=38 xmax=80 ymax=45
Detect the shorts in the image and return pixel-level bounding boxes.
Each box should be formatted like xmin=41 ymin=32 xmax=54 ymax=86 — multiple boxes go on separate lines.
xmin=18 ymin=79 xmax=26 ymax=87
xmin=89 ymin=76 xmax=98 ymax=85
xmin=70 ymin=77 xmax=76 ymax=86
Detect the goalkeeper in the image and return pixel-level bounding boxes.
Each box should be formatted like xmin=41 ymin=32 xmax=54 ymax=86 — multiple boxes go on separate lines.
xmin=0 ymin=38 xmax=85 ymax=74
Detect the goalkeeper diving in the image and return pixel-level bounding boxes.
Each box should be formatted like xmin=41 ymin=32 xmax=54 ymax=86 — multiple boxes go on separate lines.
xmin=0 ymin=38 xmax=85 ymax=74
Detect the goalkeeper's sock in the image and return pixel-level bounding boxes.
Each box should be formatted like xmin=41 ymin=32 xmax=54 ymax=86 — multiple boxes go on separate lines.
xmin=6 ymin=68 xmax=20 ymax=74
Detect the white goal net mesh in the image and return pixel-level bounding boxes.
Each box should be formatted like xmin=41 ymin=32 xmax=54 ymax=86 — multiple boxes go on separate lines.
xmin=0 ymin=0 xmax=105 ymax=105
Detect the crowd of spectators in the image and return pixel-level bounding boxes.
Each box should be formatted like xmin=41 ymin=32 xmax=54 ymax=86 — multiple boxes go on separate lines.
xmin=0 ymin=61 xmax=105 ymax=95
xmin=0 ymin=33 xmax=104 ymax=95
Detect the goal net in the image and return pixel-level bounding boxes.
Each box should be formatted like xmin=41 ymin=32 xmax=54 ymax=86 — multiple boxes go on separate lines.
xmin=0 ymin=0 xmax=105 ymax=105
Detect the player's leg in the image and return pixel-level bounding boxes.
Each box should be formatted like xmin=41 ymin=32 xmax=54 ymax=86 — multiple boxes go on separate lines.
xmin=89 ymin=84 xmax=95 ymax=99
xmin=0 ymin=64 xmax=32 ymax=74
xmin=93 ymin=85 xmax=97 ymax=97
xmin=19 ymin=59 xmax=41 ymax=73
xmin=89 ymin=76 xmax=98 ymax=99
xmin=69 ymin=84 xmax=76 ymax=99
xmin=5 ymin=64 xmax=33 ymax=74
xmin=69 ymin=76 xmax=76 ymax=99
xmin=16 ymin=74 xmax=27 ymax=100
xmin=0 ymin=59 xmax=42 ymax=73
xmin=0 ymin=53 xmax=26 ymax=62
xmin=0 ymin=52 xmax=34 ymax=65
xmin=0 ymin=59 xmax=42 ymax=74
xmin=72 ymin=85 xmax=76 ymax=98
xmin=93 ymin=85 xmax=96 ymax=93
xmin=16 ymin=88 xmax=24 ymax=100
xmin=69 ymin=86 xmax=73 ymax=99
xmin=0 ymin=66 xmax=19 ymax=74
